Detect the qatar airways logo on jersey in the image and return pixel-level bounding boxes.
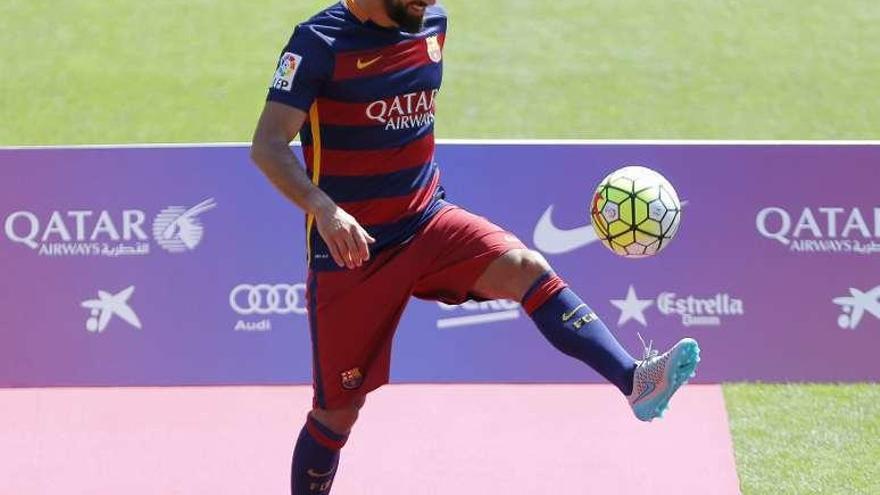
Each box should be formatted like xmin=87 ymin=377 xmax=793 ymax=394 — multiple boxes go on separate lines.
xmin=366 ymin=89 xmax=438 ymax=131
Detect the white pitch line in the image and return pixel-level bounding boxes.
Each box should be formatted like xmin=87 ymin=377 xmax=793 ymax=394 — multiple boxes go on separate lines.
xmin=436 ymin=310 xmax=521 ymax=329
xmin=2 ymin=139 xmax=880 ymax=150
xmin=438 ymin=139 xmax=880 ymax=146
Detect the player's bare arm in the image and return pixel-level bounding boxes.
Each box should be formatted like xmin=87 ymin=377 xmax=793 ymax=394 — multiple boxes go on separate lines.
xmin=250 ymin=101 xmax=374 ymax=269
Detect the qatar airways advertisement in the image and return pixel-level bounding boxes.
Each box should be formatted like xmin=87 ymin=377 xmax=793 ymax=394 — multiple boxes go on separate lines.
xmin=1 ymin=143 xmax=878 ymax=387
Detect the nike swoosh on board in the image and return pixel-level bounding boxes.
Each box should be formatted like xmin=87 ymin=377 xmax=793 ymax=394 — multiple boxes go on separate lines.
xmin=532 ymin=205 xmax=599 ymax=255
xmin=533 ymin=200 xmax=689 ymax=255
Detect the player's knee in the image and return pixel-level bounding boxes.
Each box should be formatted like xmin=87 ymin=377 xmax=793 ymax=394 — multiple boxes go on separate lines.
xmin=310 ymin=395 xmax=365 ymax=435
xmin=496 ymin=249 xmax=553 ymax=300
xmin=475 ymin=249 xmax=555 ymax=301
xmin=517 ymin=249 xmax=552 ymax=278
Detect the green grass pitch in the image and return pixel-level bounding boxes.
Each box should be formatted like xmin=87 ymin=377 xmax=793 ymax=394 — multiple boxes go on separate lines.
xmin=1 ymin=0 xmax=879 ymax=144
xmin=725 ymin=384 xmax=880 ymax=494
xmin=2 ymin=1 xmax=879 ymax=493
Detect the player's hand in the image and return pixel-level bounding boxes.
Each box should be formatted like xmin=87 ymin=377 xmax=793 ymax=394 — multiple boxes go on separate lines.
xmin=314 ymin=204 xmax=376 ymax=269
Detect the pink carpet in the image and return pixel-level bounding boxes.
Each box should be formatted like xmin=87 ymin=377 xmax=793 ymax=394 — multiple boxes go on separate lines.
xmin=0 ymin=384 xmax=740 ymax=494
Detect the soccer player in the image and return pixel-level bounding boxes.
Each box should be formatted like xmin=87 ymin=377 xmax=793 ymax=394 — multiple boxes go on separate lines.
xmin=250 ymin=1 xmax=701 ymax=493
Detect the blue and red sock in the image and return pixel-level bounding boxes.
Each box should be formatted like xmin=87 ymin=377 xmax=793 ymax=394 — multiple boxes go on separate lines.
xmin=291 ymin=415 xmax=349 ymax=494
xmin=522 ymin=272 xmax=637 ymax=395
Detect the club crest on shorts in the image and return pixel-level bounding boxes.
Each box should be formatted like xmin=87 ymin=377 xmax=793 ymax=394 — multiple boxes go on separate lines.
xmin=340 ymin=367 xmax=364 ymax=390
xmin=426 ymin=35 xmax=442 ymax=63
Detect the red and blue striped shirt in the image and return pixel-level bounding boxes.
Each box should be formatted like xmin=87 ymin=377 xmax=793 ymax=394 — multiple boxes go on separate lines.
xmin=267 ymin=0 xmax=447 ymax=271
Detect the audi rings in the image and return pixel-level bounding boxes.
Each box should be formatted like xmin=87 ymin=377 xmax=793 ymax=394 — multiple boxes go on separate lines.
xmin=230 ymin=283 xmax=307 ymax=315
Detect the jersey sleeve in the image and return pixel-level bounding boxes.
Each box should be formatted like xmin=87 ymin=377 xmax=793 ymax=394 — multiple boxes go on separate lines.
xmin=266 ymin=26 xmax=333 ymax=112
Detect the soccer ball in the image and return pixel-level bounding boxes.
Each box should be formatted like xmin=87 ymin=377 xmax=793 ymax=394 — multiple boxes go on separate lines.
xmin=590 ymin=165 xmax=681 ymax=258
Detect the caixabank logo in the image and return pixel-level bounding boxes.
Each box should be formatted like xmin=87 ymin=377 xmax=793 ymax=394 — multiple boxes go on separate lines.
xmin=610 ymin=285 xmax=745 ymax=328
xmin=833 ymin=285 xmax=880 ymax=330
xmin=80 ymin=286 xmax=142 ymax=334
xmin=3 ymin=198 xmax=216 ymax=257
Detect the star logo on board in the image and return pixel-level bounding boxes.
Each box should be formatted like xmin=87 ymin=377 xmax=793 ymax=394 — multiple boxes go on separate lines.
xmin=81 ymin=286 xmax=142 ymax=333
xmin=832 ymin=285 xmax=880 ymax=330
xmin=610 ymin=285 xmax=653 ymax=326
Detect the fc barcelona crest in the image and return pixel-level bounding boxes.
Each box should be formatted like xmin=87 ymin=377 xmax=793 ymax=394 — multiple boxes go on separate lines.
xmin=426 ymin=35 xmax=442 ymax=63
xmin=341 ymin=367 xmax=364 ymax=390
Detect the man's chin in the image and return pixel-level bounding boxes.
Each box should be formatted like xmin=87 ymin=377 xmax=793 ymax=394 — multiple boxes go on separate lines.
xmin=387 ymin=2 xmax=425 ymax=33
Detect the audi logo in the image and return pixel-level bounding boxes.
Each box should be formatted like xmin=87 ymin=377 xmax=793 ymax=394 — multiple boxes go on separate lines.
xmin=229 ymin=283 xmax=308 ymax=316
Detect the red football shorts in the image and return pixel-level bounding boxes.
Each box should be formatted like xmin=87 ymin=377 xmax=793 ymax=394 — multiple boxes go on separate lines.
xmin=306 ymin=204 xmax=526 ymax=409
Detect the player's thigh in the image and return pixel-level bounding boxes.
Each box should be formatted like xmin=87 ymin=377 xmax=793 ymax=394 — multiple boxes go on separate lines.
xmin=411 ymin=205 xmax=527 ymax=304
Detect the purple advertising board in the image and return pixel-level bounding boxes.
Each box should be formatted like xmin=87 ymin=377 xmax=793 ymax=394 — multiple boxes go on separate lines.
xmin=1 ymin=143 xmax=878 ymax=387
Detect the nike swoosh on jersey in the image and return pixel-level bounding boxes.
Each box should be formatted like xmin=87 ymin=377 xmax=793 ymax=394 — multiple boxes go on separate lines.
xmin=307 ymin=468 xmax=335 ymax=478
xmin=356 ymin=56 xmax=382 ymax=70
xmin=532 ymin=205 xmax=600 ymax=255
